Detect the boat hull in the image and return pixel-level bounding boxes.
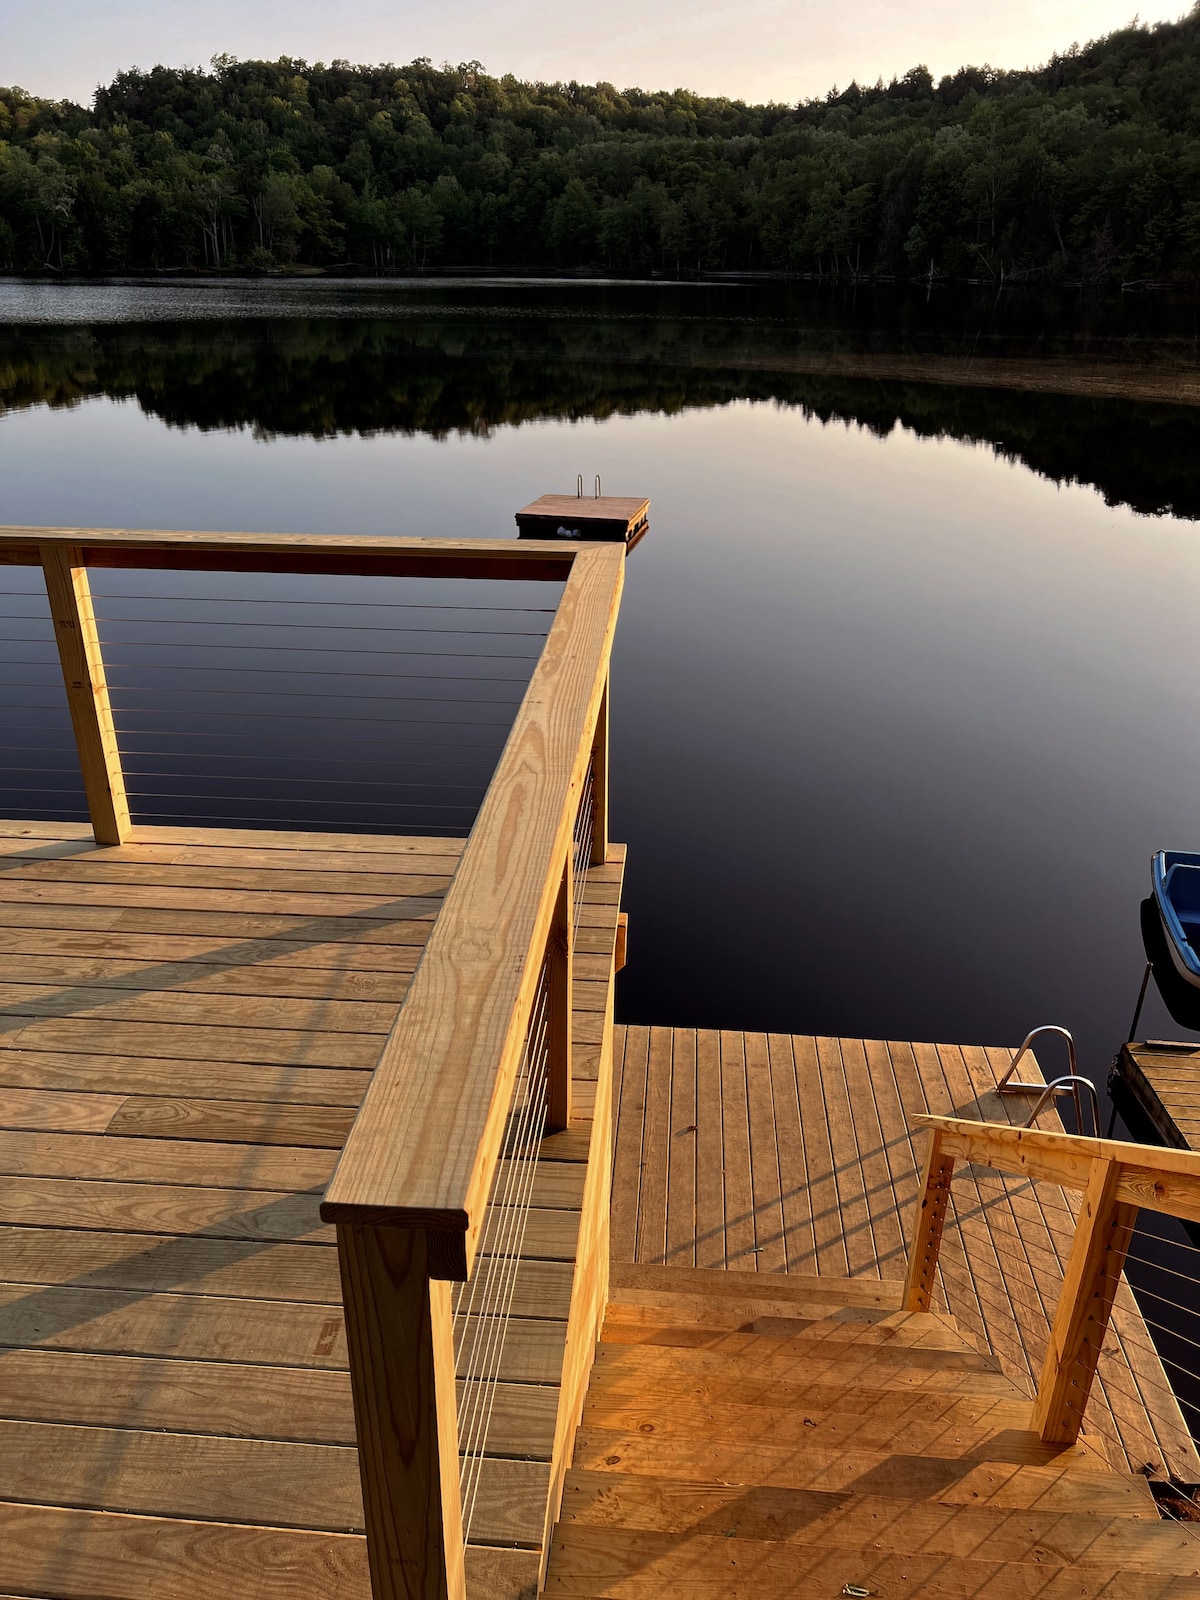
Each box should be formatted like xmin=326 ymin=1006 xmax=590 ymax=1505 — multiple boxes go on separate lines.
xmin=1152 ymin=849 xmax=1200 ymax=989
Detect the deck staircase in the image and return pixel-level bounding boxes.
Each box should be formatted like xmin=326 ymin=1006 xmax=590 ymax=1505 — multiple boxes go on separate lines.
xmin=546 ymin=1267 xmax=1200 ymax=1598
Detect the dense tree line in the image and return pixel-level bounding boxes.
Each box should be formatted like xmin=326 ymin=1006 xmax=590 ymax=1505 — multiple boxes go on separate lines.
xmin=2 ymin=7 xmax=1199 ymax=282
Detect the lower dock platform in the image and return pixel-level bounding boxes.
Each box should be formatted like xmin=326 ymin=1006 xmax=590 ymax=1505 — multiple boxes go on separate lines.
xmin=612 ymin=1025 xmax=1200 ymax=1484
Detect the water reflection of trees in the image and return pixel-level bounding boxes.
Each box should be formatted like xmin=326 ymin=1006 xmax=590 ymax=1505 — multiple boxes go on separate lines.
xmin=2 ymin=318 xmax=1198 ymax=519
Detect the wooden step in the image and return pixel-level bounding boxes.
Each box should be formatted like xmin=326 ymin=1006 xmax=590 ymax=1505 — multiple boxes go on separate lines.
xmin=599 ymin=1304 xmax=975 ymax=1351
xmin=579 ymin=1386 xmax=1051 ymax=1456
xmin=572 ymin=1433 xmax=1139 ymax=1504
xmin=608 ymin=1263 xmax=904 ymax=1310
xmin=544 ymin=1523 xmax=1200 ymax=1598
xmin=604 ymin=1290 xmax=909 ymax=1329
xmin=559 ymin=1470 xmax=1187 ymax=1564
xmin=587 ymin=1347 xmax=1023 ymax=1403
xmin=593 ymin=1333 xmax=1004 ymax=1381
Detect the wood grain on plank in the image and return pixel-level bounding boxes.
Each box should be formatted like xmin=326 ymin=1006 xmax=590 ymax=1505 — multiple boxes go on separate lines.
xmin=0 ymin=878 xmax=446 ymax=921
xmin=0 ymin=1175 xmax=330 ymax=1241
xmin=692 ymin=1029 xmax=724 ymax=1271
xmin=0 ymin=953 xmax=414 ymax=1002
xmin=0 ymin=1347 xmax=356 ymax=1442
xmin=791 ymin=1034 xmax=847 ymax=1279
xmin=664 ymin=1027 xmax=696 ymax=1269
xmin=0 ymin=1087 xmax=124 ymax=1133
xmin=633 ymin=1028 xmax=671 ymax=1267
xmin=0 ymin=984 xmax=394 ymax=1035
xmin=609 ymin=1026 xmax=647 ymax=1266
xmin=0 ymin=1281 xmax=348 ymax=1365
xmin=0 ymin=1417 xmax=363 ymax=1531
xmin=718 ymin=1032 xmax=755 ymax=1270
xmin=0 ymin=1226 xmax=342 ymax=1302
xmin=766 ymin=1033 xmax=815 ymax=1275
xmin=105 ymin=1097 xmax=358 ymax=1147
xmin=0 ymin=1017 xmax=382 ymax=1069
xmin=0 ymin=1129 xmax=335 ymax=1192
xmin=0 ymin=858 xmax=453 ymax=898
xmin=0 ymin=1501 xmax=368 ymax=1600
xmin=0 ymin=1050 xmax=372 ymax=1104
xmin=742 ymin=1032 xmax=785 ymax=1273
xmin=0 ymin=927 xmax=430 ymax=971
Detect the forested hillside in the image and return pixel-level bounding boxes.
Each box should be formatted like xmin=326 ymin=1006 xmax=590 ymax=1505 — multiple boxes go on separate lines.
xmin=2 ymin=7 xmax=1199 ymax=281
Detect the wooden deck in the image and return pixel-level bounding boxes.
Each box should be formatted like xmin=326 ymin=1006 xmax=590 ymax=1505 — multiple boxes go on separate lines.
xmin=1118 ymin=1040 xmax=1200 ymax=1152
xmin=0 ymin=817 xmax=624 ymax=1599
xmin=611 ymin=1026 xmax=1200 ymax=1484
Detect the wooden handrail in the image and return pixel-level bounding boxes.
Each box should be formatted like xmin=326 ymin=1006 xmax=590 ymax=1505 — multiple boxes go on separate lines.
xmin=319 ymin=543 xmax=624 ymax=1268
xmin=903 ymin=1113 xmax=1200 ymax=1446
xmin=910 ymin=1113 xmax=1200 ymax=1224
xmin=0 ymin=526 xmax=577 ymax=581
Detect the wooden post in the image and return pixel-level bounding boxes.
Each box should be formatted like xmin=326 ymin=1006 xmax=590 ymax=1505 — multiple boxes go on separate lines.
xmin=546 ymin=852 xmax=573 ymax=1131
xmin=335 ymin=1224 xmax=466 ymax=1600
xmin=588 ymin=678 xmax=609 ymax=868
xmin=902 ymin=1129 xmax=956 ymax=1312
xmin=40 ymin=544 xmax=129 ymax=846
xmin=1034 ymin=1157 xmax=1136 ymax=1446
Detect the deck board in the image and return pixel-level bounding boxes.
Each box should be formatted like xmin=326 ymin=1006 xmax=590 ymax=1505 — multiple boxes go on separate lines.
xmin=612 ymin=1023 xmax=1200 ymax=1483
xmin=0 ymin=818 xmax=624 ymax=1594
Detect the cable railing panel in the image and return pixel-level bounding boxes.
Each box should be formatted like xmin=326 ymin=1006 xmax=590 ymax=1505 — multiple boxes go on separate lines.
xmin=87 ymin=569 xmax=557 ymax=838
xmin=0 ymin=573 xmax=87 ymax=823
xmin=453 ymin=961 xmax=551 ymax=1546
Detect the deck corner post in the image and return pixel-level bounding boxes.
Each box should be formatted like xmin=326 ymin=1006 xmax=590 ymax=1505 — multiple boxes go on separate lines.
xmin=40 ymin=542 xmax=130 ymax=846
xmin=588 ymin=678 xmax=609 ymax=868
xmin=1033 ymin=1156 xmax=1136 ymax=1446
xmin=335 ymin=1222 xmax=466 ymax=1600
xmin=902 ymin=1129 xmax=955 ymax=1312
xmin=547 ymin=850 xmax=573 ymax=1131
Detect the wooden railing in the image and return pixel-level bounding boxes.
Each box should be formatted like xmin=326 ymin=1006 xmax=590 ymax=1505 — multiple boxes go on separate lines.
xmin=903 ymin=1114 xmax=1200 ymax=1446
xmin=0 ymin=526 xmax=626 ymax=1600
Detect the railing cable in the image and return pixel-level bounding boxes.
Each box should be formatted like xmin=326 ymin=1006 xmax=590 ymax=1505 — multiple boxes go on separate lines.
xmin=452 ymin=963 xmax=552 ymax=1544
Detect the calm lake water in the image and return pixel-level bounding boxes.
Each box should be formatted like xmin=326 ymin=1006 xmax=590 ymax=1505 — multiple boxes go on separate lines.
xmin=4 ymin=277 xmax=1200 ymax=1102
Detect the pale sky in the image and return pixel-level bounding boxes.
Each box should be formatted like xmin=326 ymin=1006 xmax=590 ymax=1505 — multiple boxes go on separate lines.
xmin=1 ymin=0 xmax=1188 ymax=108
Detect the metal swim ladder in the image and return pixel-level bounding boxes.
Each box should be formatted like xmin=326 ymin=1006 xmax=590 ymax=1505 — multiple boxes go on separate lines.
xmin=997 ymin=1024 xmax=1102 ymax=1137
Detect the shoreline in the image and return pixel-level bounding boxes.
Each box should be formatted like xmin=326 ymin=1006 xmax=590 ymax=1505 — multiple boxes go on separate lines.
xmin=705 ymin=350 xmax=1200 ymax=408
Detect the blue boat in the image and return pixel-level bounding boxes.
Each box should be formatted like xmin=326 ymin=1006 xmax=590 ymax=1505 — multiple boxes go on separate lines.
xmin=1152 ymin=850 xmax=1200 ymax=988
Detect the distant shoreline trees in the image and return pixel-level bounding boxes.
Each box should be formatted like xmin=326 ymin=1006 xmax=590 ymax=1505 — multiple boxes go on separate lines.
xmin=1 ymin=7 xmax=1199 ymax=284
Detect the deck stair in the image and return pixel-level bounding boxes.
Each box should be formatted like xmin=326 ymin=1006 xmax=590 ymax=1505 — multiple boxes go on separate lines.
xmin=547 ymin=1267 xmax=1200 ymax=1598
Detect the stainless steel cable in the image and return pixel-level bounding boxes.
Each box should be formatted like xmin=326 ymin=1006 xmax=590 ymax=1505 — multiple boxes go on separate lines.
xmin=571 ymin=761 xmax=595 ymax=950
xmin=453 ymin=964 xmax=551 ymax=1544
xmin=86 ymin=593 xmax=557 ymax=612
xmin=120 ymin=770 xmax=487 ymax=791
xmin=93 ymin=618 xmax=552 ymax=638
